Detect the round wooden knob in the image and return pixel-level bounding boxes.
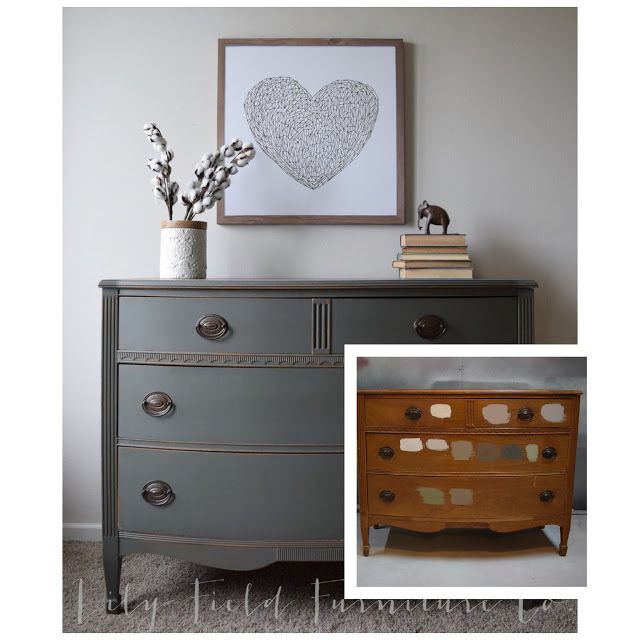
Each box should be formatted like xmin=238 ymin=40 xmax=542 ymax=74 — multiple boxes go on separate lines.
xmin=141 ymin=480 xmax=174 ymax=506
xmin=141 ymin=391 xmax=173 ymax=417
xmin=542 ymin=447 xmax=558 ymax=460
xmin=196 ymin=314 xmax=228 ymax=340
xmin=539 ymin=490 xmax=555 ymax=503
xmin=414 ymin=315 xmax=446 ymax=340
xmin=378 ymin=446 xmax=395 ymax=460
xmin=404 ymin=406 xmax=422 ymax=420
xmin=517 ymin=407 xmax=534 ymax=421
xmin=379 ymin=490 xmax=396 ymax=503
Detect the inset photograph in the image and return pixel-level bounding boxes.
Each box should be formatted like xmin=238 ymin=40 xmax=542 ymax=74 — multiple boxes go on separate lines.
xmin=354 ymin=356 xmax=586 ymax=587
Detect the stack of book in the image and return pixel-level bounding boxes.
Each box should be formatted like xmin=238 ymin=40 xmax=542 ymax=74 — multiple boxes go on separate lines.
xmin=392 ymin=234 xmax=473 ymax=279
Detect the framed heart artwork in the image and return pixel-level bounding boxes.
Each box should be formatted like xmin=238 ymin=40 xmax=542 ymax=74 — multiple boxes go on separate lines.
xmin=217 ymin=38 xmax=404 ymax=224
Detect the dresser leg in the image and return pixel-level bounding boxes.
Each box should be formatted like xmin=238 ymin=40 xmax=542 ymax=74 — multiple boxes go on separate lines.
xmin=361 ymin=519 xmax=370 ymax=556
xmin=559 ymin=524 xmax=570 ymax=556
xmin=103 ymin=538 xmax=123 ymax=613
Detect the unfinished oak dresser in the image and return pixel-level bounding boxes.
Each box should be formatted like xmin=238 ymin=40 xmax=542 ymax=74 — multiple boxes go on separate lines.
xmin=357 ymin=389 xmax=580 ymax=557
xmin=99 ymin=279 xmax=536 ymax=612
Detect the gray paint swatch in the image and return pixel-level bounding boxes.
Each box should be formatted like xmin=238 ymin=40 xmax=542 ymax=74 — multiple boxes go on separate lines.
xmin=482 ymin=403 xmax=511 ymax=424
xmin=451 ymin=440 xmax=474 ymax=460
xmin=449 ymin=488 xmax=474 ymax=505
xmin=476 ymin=442 xmax=498 ymax=462
xmin=501 ymin=444 xmax=524 ymax=460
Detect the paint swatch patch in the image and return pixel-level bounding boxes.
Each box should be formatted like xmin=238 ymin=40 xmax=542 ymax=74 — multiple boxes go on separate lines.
xmin=399 ymin=437 xmax=423 ymax=452
xmin=430 ymin=403 xmax=452 ymax=419
xmin=449 ymin=488 xmax=473 ymax=505
xmin=426 ymin=438 xmax=449 ymax=451
xmin=451 ymin=440 xmax=474 ymax=460
xmin=482 ymin=403 xmax=511 ymax=425
xmin=541 ymin=403 xmax=566 ymax=423
xmin=416 ymin=487 xmax=445 ymax=505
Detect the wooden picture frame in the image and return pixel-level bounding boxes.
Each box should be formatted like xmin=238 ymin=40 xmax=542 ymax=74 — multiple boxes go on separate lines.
xmin=217 ymin=38 xmax=405 ymax=225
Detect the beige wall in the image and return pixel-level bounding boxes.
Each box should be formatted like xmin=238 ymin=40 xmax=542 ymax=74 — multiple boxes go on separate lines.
xmin=63 ymin=7 xmax=577 ymax=531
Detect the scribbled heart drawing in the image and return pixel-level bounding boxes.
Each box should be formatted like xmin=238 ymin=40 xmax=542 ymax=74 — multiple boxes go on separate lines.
xmin=244 ymin=77 xmax=379 ymax=189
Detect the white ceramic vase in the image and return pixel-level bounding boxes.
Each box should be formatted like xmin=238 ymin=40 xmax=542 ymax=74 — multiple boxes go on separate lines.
xmin=159 ymin=220 xmax=207 ymax=279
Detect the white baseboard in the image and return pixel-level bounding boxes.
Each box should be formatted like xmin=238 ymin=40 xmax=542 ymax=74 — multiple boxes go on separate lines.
xmin=64 ymin=523 xmax=101 ymax=541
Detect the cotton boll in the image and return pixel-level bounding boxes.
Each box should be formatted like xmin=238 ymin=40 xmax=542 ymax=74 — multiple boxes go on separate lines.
xmin=228 ymin=165 xmax=238 ymax=175
xmin=193 ymin=202 xmax=204 ymax=214
xmin=224 ymin=146 xmax=235 ymax=157
xmin=230 ymin=138 xmax=242 ymax=151
xmin=202 ymin=196 xmax=213 ymax=208
xmin=204 ymin=167 xmax=215 ymax=179
xmin=188 ymin=189 xmax=198 ymax=203
xmin=214 ymin=168 xmax=227 ymax=182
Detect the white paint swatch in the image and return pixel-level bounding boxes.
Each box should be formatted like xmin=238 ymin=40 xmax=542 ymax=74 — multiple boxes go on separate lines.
xmin=399 ymin=437 xmax=423 ymax=452
xmin=541 ymin=403 xmax=566 ymax=423
xmin=426 ymin=438 xmax=449 ymax=451
xmin=482 ymin=403 xmax=511 ymax=425
xmin=430 ymin=403 xmax=452 ymax=419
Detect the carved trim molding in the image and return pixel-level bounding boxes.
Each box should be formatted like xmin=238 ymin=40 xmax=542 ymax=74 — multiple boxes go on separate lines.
xmin=101 ymin=289 xmax=119 ymax=540
xmin=119 ymin=531 xmax=343 ymax=549
xmin=117 ymin=351 xmax=344 ymax=368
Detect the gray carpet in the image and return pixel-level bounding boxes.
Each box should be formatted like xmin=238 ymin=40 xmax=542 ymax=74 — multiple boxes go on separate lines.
xmin=63 ymin=542 xmax=577 ymax=632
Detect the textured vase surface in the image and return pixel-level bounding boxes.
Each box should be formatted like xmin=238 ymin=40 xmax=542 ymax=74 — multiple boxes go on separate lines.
xmin=159 ymin=220 xmax=207 ymax=279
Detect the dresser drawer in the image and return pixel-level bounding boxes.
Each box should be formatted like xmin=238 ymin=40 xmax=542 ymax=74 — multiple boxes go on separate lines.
xmin=364 ymin=397 xmax=466 ymax=428
xmin=119 ymin=365 xmax=343 ymax=446
xmin=332 ymin=297 xmax=518 ymax=348
xmin=367 ymin=474 xmax=566 ymax=520
xmin=118 ymin=447 xmax=343 ymax=539
xmin=366 ymin=433 xmax=570 ymax=473
xmin=119 ymin=297 xmax=311 ymax=353
xmin=473 ymin=398 xmax=575 ymax=428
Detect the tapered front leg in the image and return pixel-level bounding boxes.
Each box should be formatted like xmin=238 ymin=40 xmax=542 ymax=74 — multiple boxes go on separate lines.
xmin=103 ymin=537 xmax=123 ymax=613
xmin=360 ymin=517 xmax=370 ymax=557
xmin=559 ymin=523 xmax=570 ymax=556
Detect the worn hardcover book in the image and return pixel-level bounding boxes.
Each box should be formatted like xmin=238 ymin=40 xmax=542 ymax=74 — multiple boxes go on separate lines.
xmin=401 ymin=245 xmax=468 ymax=254
xmin=400 ymin=234 xmax=467 ymax=247
xmin=399 ymin=267 xmax=473 ymax=279
xmin=397 ymin=253 xmax=471 ymax=261
xmin=393 ymin=260 xmax=472 ymax=268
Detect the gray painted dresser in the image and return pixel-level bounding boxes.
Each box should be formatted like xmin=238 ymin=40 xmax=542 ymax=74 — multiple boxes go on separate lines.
xmin=99 ymin=279 xmax=536 ymax=612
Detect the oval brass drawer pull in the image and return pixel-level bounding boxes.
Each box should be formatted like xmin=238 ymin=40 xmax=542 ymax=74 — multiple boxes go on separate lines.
xmin=539 ymin=490 xmax=555 ymax=502
xmin=196 ymin=314 xmax=228 ymax=340
xmin=141 ymin=391 xmax=173 ymax=417
xmin=379 ymin=490 xmax=396 ymax=503
xmin=141 ymin=480 xmax=174 ymax=506
xmin=414 ymin=314 xmax=446 ymax=340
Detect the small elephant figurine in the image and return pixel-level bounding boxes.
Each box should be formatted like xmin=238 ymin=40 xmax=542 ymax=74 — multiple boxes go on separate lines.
xmin=417 ymin=200 xmax=450 ymax=234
